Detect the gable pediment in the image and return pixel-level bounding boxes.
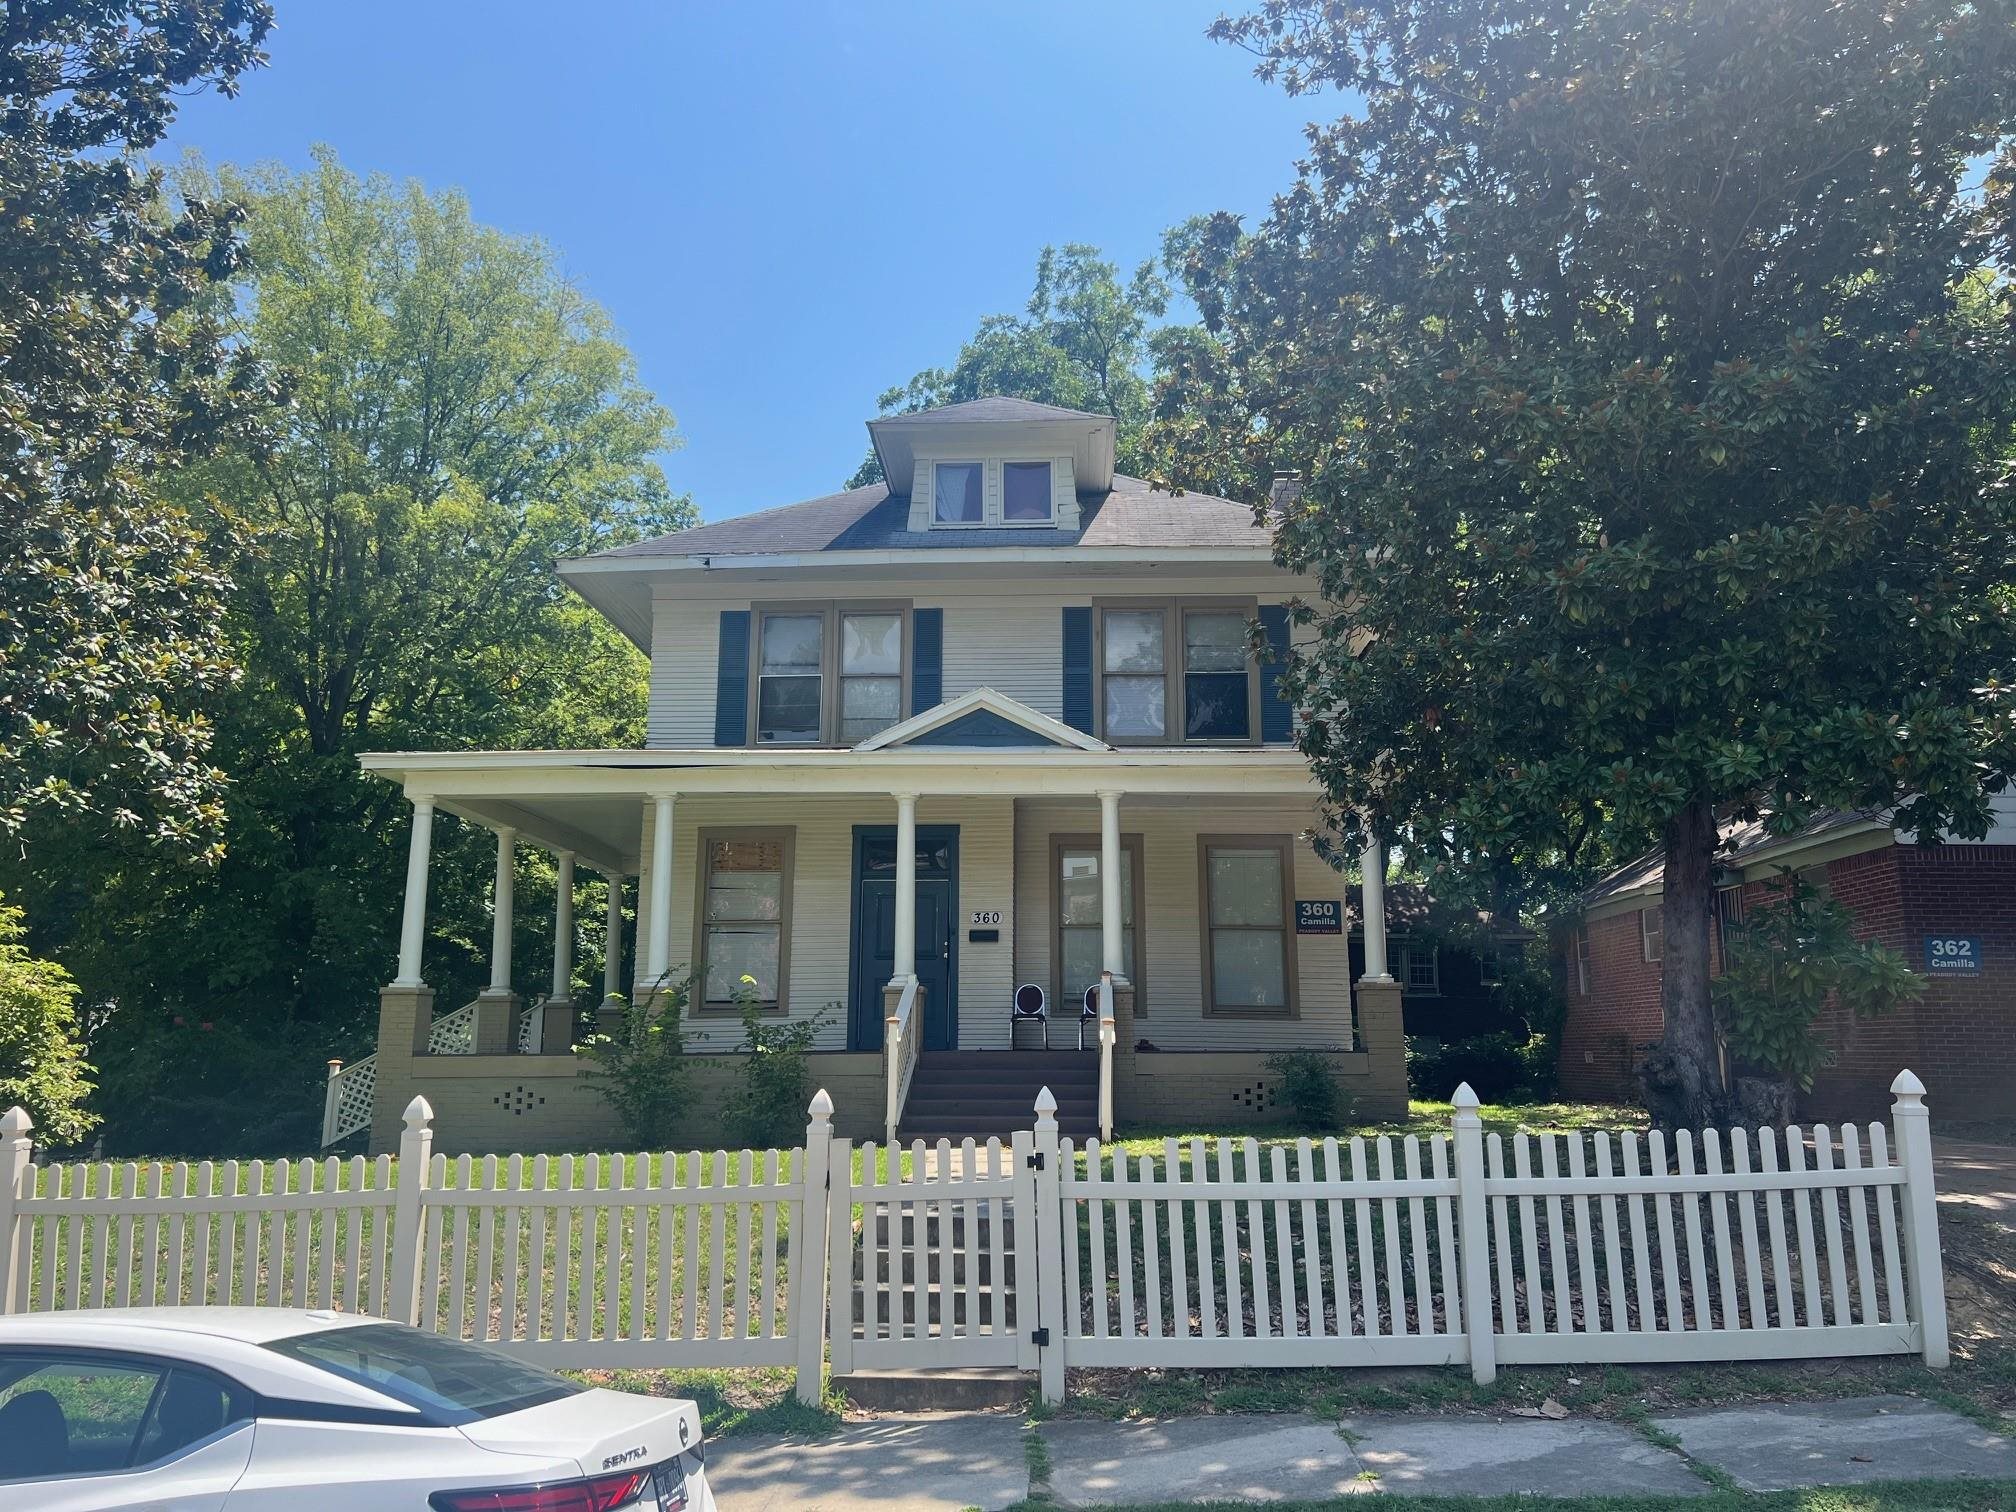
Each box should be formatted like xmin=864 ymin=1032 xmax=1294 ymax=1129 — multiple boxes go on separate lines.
xmin=855 ymin=688 xmax=1108 ymax=752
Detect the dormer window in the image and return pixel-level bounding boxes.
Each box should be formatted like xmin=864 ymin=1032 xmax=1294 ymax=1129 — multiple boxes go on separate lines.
xmin=934 ymin=462 xmax=983 ymax=524
xmin=1003 ymin=461 xmax=1054 ymax=523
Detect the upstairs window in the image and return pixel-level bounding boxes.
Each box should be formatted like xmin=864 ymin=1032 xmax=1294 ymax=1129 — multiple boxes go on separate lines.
xmin=752 ymin=604 xmax=908 ymax=744
xmin=934 ymin=461 xmax=983 ymax=524
xmin=840 ymin=611 xmax=903 ymax=741
xmin=1182 ymin=609 xmax=1252 ymax=740
xmin=1096 ymin=599 xmax=1259 ymax=745
xmin=756 ymin=613 xmax=823 ymax=743
xmin=1002 ymin=460 xmax=1054 ymax=523
xmin=1101 ymin=608 xmax=1167 ymax=738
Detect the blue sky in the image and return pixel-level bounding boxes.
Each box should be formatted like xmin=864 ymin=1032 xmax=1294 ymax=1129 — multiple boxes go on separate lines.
xmin=166 ymin=2 xmax=1322 ymax=521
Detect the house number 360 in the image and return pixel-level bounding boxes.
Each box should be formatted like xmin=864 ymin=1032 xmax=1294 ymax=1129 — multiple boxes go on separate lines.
xmin=971 ymin=910 xmax=1002 ymax=925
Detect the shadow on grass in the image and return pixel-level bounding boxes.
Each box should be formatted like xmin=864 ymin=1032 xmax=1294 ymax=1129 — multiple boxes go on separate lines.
xmin=565 ymin=1365 xmax=845 ymax=1438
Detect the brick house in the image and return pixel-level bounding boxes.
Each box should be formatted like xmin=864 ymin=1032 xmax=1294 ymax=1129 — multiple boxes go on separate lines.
xmin=1556 ymin=798 xmax=2016 ymax=1117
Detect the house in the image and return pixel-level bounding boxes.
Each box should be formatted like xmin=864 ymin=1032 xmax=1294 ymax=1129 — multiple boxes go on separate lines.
xmin=1556 ymin=800 xmax=2016 ymax=1117
xmin=328 ymin=398 xmax=1411 ymax=1153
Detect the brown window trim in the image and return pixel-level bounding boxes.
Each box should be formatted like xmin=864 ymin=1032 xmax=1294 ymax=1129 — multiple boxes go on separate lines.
xmin=1092 ymin=597 xmax=1264 ymax=748
xmin=1196 ymin=833 xmax=1300 ymax=1018
xmin=1048 ymin=831 xmax=1148 ymax=1017
xmin=746 ymin=601 xmax=913 ymax=748
xmin=691 ymin=826 xmax=797 ymax=1015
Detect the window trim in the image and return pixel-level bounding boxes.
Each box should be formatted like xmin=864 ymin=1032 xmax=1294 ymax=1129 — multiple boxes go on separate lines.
xmin=1400 ymin=941 xmax=1442 ymax=996
xmin=930 ymin=459 xmax=987 ymax=527
xmin=746 ymin=601 xmax=913 ymax=747
xmin=1574 ymin=928 xmax=1591 ymax=995
xmin=690 ymin=826 xmax=797 ymax=1016
xmin=1093 ymin=597 xmax=1264 ymax=747
xmin=1001 ymin=459 xmax=1057 ymax=525
xmin=1049 ymin=832 xmax=1148 ymax=1018
xmin=1641 ymin=904 xmax=1664 ymax=964
xmin=1196 ymin=833 xmax=1300 ymax=1018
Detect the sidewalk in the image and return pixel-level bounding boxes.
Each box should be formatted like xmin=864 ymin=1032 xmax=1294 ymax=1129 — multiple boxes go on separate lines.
xmin=708 ymin=1395 xmax=2014 ymax=1510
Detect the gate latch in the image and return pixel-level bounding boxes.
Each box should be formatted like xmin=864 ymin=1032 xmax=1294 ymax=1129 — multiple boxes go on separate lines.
xmin=1027 ymin=1152 xmax=1045 ymax=1171
xmin=1030 ymin=1327 xmax=1050 ymax=1347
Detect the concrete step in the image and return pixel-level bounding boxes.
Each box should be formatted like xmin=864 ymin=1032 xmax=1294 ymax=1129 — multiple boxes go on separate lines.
xmin=834 ymin=1367 xmax=1032 ymax=1411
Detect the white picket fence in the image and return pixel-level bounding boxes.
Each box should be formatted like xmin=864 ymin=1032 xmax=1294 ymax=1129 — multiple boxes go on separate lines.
xmin=0 ymin=1071 xmax=1951 ymax=1405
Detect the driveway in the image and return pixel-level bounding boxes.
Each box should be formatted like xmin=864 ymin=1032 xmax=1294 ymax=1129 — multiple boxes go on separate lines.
xmin=1935 ymin=1137 xmax=2016 ymax=1215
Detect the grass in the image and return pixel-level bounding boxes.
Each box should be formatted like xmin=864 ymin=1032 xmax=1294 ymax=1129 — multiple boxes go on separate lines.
xmin=565 ymin=1364 xmax=845 ymax=1438
xmin=995 ymin=1484 xmax=2016 ymax=1511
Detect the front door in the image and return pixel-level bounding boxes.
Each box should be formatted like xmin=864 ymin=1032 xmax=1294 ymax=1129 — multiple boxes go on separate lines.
xmin=849 ymin=825 xmax=958 ymax=1051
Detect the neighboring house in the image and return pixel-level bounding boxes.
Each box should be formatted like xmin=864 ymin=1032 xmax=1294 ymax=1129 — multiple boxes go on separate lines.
xmin=1556 ymin=798 xmax=2016 ymax=1117
xmin=332 ymin=399 xmax=1414 ymax=1153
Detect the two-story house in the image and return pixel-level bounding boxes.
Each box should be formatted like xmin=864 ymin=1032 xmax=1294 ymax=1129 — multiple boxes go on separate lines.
xmin=330 ymin=398 xmax=1409 ymax=1153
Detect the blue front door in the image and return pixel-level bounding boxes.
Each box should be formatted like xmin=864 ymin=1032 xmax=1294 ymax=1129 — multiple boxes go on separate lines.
xmin=849 ymin=825 xmax=958 ymax=1051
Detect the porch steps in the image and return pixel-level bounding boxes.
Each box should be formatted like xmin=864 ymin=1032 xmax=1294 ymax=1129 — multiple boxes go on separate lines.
xmin=897 ymin=1050 xmax=1099 ymax=1140
xmin=834 ymin=1367 xmax=1031 ymax=1411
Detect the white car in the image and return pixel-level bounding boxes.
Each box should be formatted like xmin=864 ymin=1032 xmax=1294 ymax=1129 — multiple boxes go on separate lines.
xmin=0 ymin=1308 xmax=716 ymax=1511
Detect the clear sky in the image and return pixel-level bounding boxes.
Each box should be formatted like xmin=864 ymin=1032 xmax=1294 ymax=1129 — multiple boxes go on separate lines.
xmin=165 ymin=2 xmax=1323 ymax=521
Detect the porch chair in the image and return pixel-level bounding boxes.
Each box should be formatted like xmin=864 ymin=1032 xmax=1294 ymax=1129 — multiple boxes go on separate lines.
xmin=1078 ymin=984 xmax=1103 ymax=1051
xmin=1010 ymin=983 xmax=1049 ymax=1049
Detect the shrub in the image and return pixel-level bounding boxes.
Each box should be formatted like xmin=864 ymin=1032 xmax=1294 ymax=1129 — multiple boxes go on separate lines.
xmin=575 ymin=977 xmax=690 ymax=1148
xmin=0 ymin=894 xmax=98 ymax=1148
xmin=721 ymin=991 xmax=834 ymax=1149
xmin=1263 ymin=1049 xmax=1342 ymax=1129
xmin=1406 ymin=1030 xmax=1548 ymax=1102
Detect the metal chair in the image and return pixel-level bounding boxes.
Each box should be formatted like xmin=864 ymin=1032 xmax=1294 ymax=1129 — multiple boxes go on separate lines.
xmin=1078 ymin=984 xmax=1103 ymax=1051
xmin=1011 ymin=983 xmax=1048 ymax=1049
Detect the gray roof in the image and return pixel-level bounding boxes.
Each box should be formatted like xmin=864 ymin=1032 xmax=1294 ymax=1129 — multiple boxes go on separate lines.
xmin=590 ymin=474 xmax=1272 ymax=559
xmin=869 ymin=396 xmax=1104 ymax=425
xmin=1580 ymin=808 xmax=1888 ymax=907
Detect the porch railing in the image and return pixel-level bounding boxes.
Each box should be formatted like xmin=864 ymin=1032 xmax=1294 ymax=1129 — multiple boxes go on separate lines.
xmin=320 ymin=998 xmax=490 ymax=1148
xmin=884 ymin=978 xmax=922 ymax=1145
xmin=1096 ymin=972 xmax=1116 ymax=1142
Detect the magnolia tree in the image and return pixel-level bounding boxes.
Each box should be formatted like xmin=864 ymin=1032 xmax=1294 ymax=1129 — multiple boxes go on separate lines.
xmin=1164 ymin=0 xmax=2016 ymax=1123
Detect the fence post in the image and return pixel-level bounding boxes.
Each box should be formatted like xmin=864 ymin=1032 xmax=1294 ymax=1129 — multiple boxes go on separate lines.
xmin=388 ymin=1096 xmax=434 ymax=1325
xmin=1889 ymin=1069 xmax=1948 ymax=1368
xmin=0 ymin=1107 xmax=31 ymax=1315
xmin=1449 ymin=1084 xmax=1496 ymax=1384
xmin=1032 ymin=1087 xmax=1067 ymax=1406
xmin=797 ymin=1090 xmax=835 ymax=1405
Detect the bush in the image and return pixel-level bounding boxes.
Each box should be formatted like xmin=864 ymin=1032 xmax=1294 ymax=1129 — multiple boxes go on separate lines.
xmin=1407 ymin=1030 xmax=1550 ymax=1102
xmin=720 ymin=994 xmax=834 ymax=1150
xmin=575 ymin=978 xmax=689 ymax=1148
xmin=0 ymin=895 xmax=98 ymax=1148
xmin=1263 ymin=1049 xmax=1342 ymax=1129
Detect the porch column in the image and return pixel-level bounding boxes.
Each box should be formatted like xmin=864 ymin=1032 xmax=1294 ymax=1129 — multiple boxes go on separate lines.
xmin=645 ymin=794 xmax=675 ymax=989
xmin=1097 ymin=789 xmax=1128 ymax=982
xmin=489 ymin=826 xmax=517 ymax=991
xmin=549 ymin=849 xmax=575 ymax=1004
xmin=1360 ymin=832 xmax=1392 ymax=981
xmin=602 ymin=873 xmax=625 ymax=1002
xmin=392 ymin=795 xmax=435 ymax=987
xmin=891 ymin=792 xmax=918 ymax=986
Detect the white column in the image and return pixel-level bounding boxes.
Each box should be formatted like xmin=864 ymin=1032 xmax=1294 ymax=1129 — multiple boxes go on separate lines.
xmin=1360 ymin=832 xmax=1391 ymax=981
xmin=646 ymin=795 xmax=675 ymax=989
xmin=392 ymin=795 xmax=435 ymax=987
xmin=891 ymin=792 xmax=918 ymax=986
xmin=1098 ymin=789 xmax=1127 ymax=982
xmin=602 ymin=874 xmax=625 ymax=1002
xmin=549 ymin=849 xmax=575 ymax=1004
xmin=489 ymin=826 xmax=517 ymax=992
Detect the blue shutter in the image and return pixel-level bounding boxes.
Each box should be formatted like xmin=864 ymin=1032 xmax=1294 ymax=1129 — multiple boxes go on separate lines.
xmin=1260 ymin=603 xmax=1294 ymax=743
xmin=910 ymin=608 xmax=943 ymax=715
xmin=713 ymin=610 xmax=751 ymax=746
xmin=1062 ymin=607 xmax=1095 ymax=733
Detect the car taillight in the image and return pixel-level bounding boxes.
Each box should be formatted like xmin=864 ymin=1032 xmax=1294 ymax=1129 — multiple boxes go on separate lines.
xmin=429 ymin=1469 xmax=650 ymax=1512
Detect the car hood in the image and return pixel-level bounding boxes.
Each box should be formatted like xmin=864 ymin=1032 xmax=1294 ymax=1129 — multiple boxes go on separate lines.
xmin=459 ymin=1388 xmax=703 ymax=1477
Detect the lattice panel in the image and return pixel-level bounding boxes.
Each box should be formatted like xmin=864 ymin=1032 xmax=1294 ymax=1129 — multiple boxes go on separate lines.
xmin=327 ymin=1055 xmax=377 ymax=1144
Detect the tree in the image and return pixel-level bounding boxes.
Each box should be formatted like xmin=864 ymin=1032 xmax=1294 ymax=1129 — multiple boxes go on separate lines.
xmin=0 ymin=895 xmax=97 ymax=1148
xmin=1168 ymin=0 xmax=2016 ymax=1123
xmin=3 ymin=151 xmax=691 ymax=1153
xmin=0 ymin=0 xmax=274 ymax=856
xmin=848 ymin=244 xmax=1174 ymax=484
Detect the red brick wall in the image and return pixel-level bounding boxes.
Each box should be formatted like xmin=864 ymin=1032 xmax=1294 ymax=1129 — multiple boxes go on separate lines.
xmin=1557 ymin=908 xmax=1664 ymax=1100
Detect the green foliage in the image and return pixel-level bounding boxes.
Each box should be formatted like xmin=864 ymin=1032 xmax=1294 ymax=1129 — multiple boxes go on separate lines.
xmin=1715 ymin=872 xmax=1924 ymax=1090
xmin=1406 ymin=1032 xmax=1553 ymax=1104
xmin=576 ymin=981 xmax=690 ymax=1150
xmin=718 ymin=989 xmax=834 ymax=1150
xmin=1168 ymin=0 xmax=2016 ymax=1119
xmin=0 ymin=896 xmax=98 ymax=1148
xmin=0 ymin=1 xmax=274 ymax=855
xmin=1263 ymin=1048 xmax=1341 ymax=1129
xmin=849 ymin=244 xmax=1179 ymax=484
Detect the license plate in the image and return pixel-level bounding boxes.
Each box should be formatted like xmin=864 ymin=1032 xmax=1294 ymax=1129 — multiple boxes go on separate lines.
xmin=652 ymin=1458 xmax=688 ymax=1511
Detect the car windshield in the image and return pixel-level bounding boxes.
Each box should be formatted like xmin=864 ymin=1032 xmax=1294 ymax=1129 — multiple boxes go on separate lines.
xmin=265 ymin=1324 xmax=578 ymax=1423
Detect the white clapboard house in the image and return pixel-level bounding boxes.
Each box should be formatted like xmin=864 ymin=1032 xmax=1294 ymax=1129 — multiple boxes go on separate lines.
xmin=332 ymin=399 xmax=1410 ymax=1152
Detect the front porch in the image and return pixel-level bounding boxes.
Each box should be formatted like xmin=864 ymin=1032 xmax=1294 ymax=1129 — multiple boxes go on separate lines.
xmin=338 ymin=711 xmax=1409 ymax=1152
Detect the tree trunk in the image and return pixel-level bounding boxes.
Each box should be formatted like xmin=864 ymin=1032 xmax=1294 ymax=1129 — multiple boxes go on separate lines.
xmin=1638 ymin=797 xmax=1725 ymax=1127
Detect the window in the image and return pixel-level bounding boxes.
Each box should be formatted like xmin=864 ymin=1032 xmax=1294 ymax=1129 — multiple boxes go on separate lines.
xmin=1402 ymin=943 xmax=1441 ymax=995
xmin=1641 ymin=904 xmax=1663 ymax=963
xmin=1199 ymin=836 xmax=1297 ymax=1014
xmin=1096 ymin=600 xmax=1259 ymax=745
xmin=1478 ymin=944 xmax=1502 ymax=986
xmin=1716 ymin=885 xmax=1745 ymax=933
xmin=1002 ymin=460 xmax=1054 ymax=522
xmin=0 ymin=1354 xmax=251 ymax=1482
xmin=934 ymin=461 xmax=983 ymax=524
xmin=266 ymin=1324 xmax=575 ymax=1425
xmin=750 ymin=604 xmax=908 ymax=744
xmin=755 ymin=612 xmax=823 ymax=743
xmin=1574 ymin=929 xmax=1591 ymax=995
xmin=695 ymin=830 xmax=793 ymax=1013
xmin=1053 ymin=836 xmax=1143 ymax=1013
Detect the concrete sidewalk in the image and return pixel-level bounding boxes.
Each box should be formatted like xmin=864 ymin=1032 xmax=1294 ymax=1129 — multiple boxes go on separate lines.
xmin=708 ymin=1394 xmax=2014 ymax=1510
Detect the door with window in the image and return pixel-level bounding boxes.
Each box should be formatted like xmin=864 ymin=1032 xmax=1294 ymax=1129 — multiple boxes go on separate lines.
xmin=849 ymin=826 xmax=959 ymax=1051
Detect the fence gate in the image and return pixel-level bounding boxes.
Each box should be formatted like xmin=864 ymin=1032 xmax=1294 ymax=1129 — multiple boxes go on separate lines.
xmin=829 ymin=1133 xmax=1040 ymax=1375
